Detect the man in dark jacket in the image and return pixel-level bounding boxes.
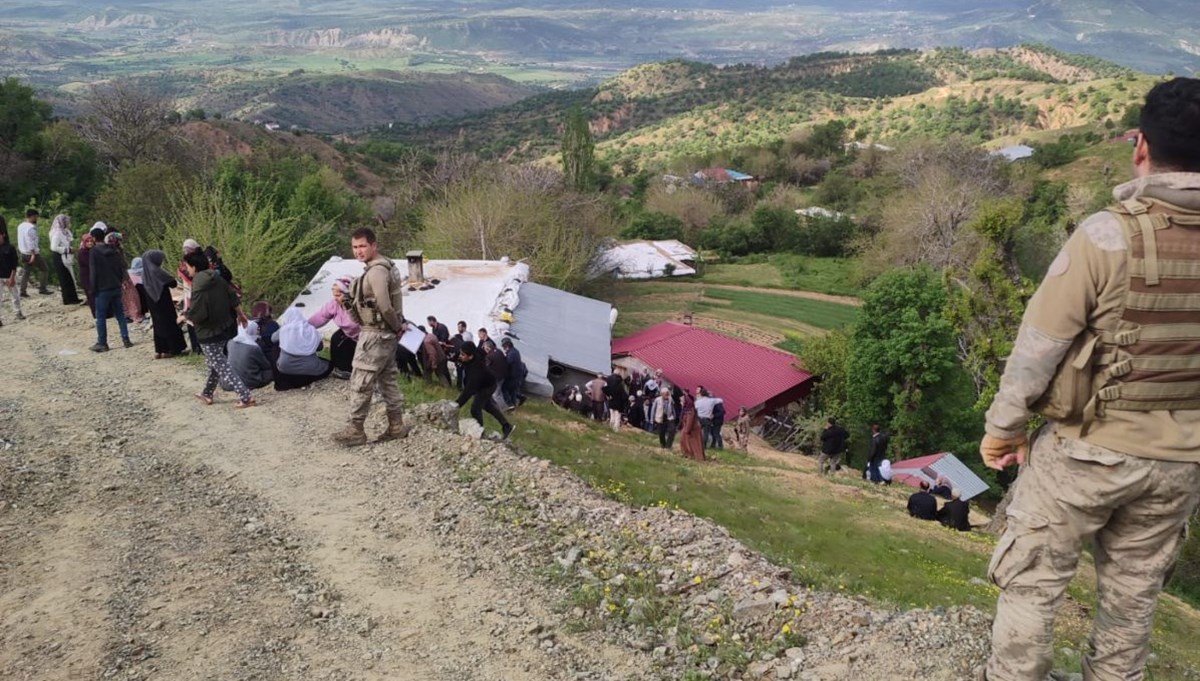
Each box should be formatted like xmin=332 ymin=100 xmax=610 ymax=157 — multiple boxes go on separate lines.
xmin=89 ymin=230 xmax=132 ymax=352
xmin=456 ymin=341 xmax=515 ymax=439
xmin=817 ymin=417 xmax=850 ymax=475
xmin=937 ymin=489 xmax=972 ymax=532
xmin=907 ymin=481 xmax=938 ymax=521
xmin=501 ymin=338 xmax=526 ymax=410
xmin=865 ymin=424 xmax=890 ymax=483
xmin=427 ymin=316 xmax=450 ymax=345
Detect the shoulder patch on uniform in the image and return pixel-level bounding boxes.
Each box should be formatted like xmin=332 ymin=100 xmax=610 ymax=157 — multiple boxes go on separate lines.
xmin=1047 ymin=252 xmax=1070 ymax=277
xmin=1082 ymin=212 xmax=1126 ymax=252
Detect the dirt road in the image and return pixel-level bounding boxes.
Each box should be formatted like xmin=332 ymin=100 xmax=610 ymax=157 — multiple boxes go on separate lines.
xmin=0 ymin=299 xmax=642 ymax=681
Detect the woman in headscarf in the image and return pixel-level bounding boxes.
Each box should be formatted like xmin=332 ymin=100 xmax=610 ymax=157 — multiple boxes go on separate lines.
xmin=272 ymin=306 xmax=332 ymax=391
xmin=180 ymin=248 xmax=254 ymax=408
xmin=141 ymin=249 xmax=188 ymax=358
xmin=48 ymin=214 xmax=81 ymax=305
xmin=100 ymin=233 xmax=142 ymax=324
xmin=678 ymin=389 xmax=706 ymax=462
xmin=734 ymin=407 xmax=752 ymax=451
xmin=225 ymin=321 xmax=273 ymax=390
xmin=305 ymin=277 xmax=359 ymax=378
xmin=125 ymin=255 xmax=148 ymax=321
xmin=249 ymin=300 xmax=280 ymax=364
xmin=179 ymin=238 xmax=202 ymax=354
xmin=77 ymin=230 xmax=98 ymax=316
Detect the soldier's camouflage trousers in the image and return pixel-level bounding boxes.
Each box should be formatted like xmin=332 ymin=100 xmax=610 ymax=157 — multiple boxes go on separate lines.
xmin=348 ymin=328 xmax=404 ymax=423
xmin=987 ymin=426 xmax=1200 ymax=681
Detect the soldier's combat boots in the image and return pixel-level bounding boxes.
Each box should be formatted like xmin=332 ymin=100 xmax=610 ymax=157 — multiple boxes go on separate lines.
xmin=376 ymin=410 xmax=410 ymax=443
xmin=332 ymin=420 xmax=368 ymax=447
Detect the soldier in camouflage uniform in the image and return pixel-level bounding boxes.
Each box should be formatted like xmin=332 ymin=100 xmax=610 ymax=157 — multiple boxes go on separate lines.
xmin=981 ymin=78 xmax=1200 ymax=680
xmin=332 ymin=227 xmax=409 ymax=447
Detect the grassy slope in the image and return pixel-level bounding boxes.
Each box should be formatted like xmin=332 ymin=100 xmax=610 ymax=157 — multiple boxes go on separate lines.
xmin=702 ymin=256 xmax=861 ymax=298
xmin=400 ymin=376 xmax=1200 ymax=678
xmin=598 ymin=280 xmax=856 ymax=341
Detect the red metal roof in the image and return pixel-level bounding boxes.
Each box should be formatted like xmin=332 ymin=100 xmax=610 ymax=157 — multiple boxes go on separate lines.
xmin=612 ymin=322 xmax=813 ymax=413
xmin=890 ymin=453 xmax=946 ymax=471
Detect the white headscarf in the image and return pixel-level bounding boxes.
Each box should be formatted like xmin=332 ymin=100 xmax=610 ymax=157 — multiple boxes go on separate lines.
xmin=278 ymin=307 xmax=322 ymax=356
xmin=232 ymin=320 xmax=260 ymax=347
xmin=50 ymin=214 xmax=71 ymax=239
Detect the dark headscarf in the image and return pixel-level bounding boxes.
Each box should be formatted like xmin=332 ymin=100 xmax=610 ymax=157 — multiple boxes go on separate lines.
xmin=141 ymin=249 xmax=174 ymax=302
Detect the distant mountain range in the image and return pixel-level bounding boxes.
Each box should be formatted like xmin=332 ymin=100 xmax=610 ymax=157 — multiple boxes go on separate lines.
xmin=1 ymin=1 xmax=1193 ymax=133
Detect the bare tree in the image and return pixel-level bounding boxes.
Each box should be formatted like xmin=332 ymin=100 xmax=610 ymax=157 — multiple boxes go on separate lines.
xmin=78 ymin=80 xmax=176 ymax=168
xmin=860 ymin=136 xmax=1012 ymax=277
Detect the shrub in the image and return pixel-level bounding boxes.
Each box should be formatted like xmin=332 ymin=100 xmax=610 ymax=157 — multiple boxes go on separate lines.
xmin=159 ymin=184 xmax=337 ymax=308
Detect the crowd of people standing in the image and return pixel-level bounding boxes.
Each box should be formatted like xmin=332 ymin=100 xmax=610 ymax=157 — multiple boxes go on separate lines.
xmin=553 ymin=368 xmax=753 ymax=462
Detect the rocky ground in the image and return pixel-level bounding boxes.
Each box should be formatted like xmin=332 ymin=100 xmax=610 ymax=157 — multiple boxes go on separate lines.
xmin=0 ymin=297 xmax=992 ymax=681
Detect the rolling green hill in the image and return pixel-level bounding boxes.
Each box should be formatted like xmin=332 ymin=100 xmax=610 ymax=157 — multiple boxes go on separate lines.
xmin=379 ymin=46 xmax=1155 ymax=168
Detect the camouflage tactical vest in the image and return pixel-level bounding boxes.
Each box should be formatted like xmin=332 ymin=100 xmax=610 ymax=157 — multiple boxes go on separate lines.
xmin=1076 ymin=197 xmax=1200 ymax=430
xmin=349 ymin=257 xmax=403 ymax=330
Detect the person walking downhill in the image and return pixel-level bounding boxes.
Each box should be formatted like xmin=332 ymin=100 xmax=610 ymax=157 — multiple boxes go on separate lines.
xmin=332 ymin=228 xmax=409 ymax=446
xmin=678 ymin=391 xmax=706 ymax=462
xmin=89 ymin=230 xmax=133 ymax=352
xmin=817 ymin=417 xmax=850 ymax=476
xmin=734 ymin=407 xmax=752 ymax=450
xmin=454 ymin=341 xmax=516 ymax=440
xmin=0 ymin=219 xmax=23 ymax=326
xmin=48 ymin=214 xmax=81 ymax=305
xmin=652 ymin=387 xmax=677 ymax=449
xmin=980 ymin=78 xmax=1200 ymax=681
xmin=180 ymin=249 xmax=253 ymax=408
xmin=16 ymin=209 xmax=51 ymax=297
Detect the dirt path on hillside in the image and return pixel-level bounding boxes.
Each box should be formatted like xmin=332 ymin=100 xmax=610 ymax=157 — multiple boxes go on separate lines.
xmin=704 ymin=284 xmax=862 ymax=307
xmin=0 ymin=298 xmax=644 ymax=681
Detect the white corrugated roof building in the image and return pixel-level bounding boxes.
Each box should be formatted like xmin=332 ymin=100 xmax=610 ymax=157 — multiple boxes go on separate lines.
xmin=593 ymin=239 xmax=698 ymax=279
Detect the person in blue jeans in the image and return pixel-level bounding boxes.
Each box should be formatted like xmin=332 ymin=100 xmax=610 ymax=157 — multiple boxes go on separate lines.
xmin=89 ymin=229 xmax=132 ymax=352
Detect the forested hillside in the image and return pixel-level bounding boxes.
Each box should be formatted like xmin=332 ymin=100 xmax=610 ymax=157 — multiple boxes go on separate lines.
xmin=379 ymin=46 xmax=1149 ymax=167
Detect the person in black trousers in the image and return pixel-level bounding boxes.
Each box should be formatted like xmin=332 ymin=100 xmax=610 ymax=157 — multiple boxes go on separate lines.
xmin=455 ymin=341 xmax=515 ymax=440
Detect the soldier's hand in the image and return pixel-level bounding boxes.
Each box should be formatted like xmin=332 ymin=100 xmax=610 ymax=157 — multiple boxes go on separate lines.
xmin=981 ymin=433 xmax=1029 ymax=471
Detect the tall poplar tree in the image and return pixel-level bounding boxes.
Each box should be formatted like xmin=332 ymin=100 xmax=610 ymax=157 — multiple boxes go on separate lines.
xmin=561 ymin=105 xmax=595 ymax=192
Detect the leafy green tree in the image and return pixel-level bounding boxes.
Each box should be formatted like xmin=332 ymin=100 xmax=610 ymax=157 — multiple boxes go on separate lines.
xmin=0 ymin=78 xmax=101 ymax=208
xmin=945 ymin=199 xmax=1035 ymax=408
xmin=561 ymin=105 xmax=595 ymax=192
xmin=92 ymin=162 xmax=191 ymax=257
xmin=796 ymin=327 xmax=852 ymax=419
xmin=620 ymin=211 xmax=684 ymax=240
xmin=848 ymin=267 xmax=970 ymax=458
xmin=797 ymin=214 xmax=857 ymax=257
xmin=750 ymin=205 xmax=800 ymax=251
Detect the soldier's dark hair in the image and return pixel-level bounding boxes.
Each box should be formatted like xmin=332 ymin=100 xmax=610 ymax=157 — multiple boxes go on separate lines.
xmin=350 ymin=227 xmax=377 ymax=243
xmin=459 ymin=341 xmax=478 ymax=357
xmin=183 ymin=250 xmax=210 ymax=272
xmin=1140 ymin=77 xmax=1200 ymax=172
xmin=26 ymin=208 xmax=38 ymax=218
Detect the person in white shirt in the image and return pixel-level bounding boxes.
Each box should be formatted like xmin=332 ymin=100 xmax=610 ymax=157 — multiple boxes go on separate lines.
xmin=16 ymin=209 xmax=51 ymax=297
xmin=48 ymin=214 xmax=81 ymax=305
xmin=694 ymin=387 xmax=718 ymax=449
